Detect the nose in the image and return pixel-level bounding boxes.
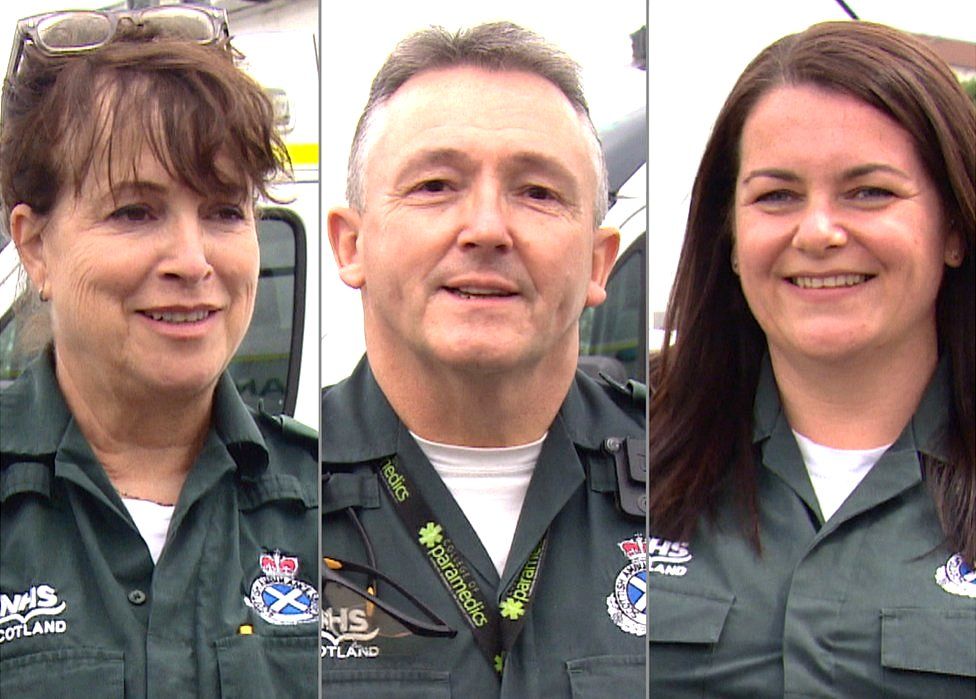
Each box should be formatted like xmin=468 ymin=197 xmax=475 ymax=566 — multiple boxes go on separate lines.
xmin=159 ymin=214 xmax=213 ymax=283
xmin=456 ymin=180 xmax=513 ymax=250
xmin=791 ymin=197 xmax=848 ymax=256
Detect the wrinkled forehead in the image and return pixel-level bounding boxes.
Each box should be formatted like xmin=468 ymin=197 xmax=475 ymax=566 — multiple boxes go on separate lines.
xmin=362 ymin=66 xmax=601 ymax=200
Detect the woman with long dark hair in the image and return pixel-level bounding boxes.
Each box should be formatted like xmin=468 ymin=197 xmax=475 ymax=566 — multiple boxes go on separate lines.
xmin=648 ymin=21 xmax=974 ymax=696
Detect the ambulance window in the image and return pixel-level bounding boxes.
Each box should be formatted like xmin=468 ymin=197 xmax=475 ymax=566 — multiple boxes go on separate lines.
xmin=227 ymin=207 xmax=306 ymax=416
xmin=578 ymin=232 xmax=646 ymax=383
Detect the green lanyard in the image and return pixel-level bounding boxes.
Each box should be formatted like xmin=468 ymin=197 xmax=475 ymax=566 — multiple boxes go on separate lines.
xmin=376 ymin=456 xmax=548 ymax=675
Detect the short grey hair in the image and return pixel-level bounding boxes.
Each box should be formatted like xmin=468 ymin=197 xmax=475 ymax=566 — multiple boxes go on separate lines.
xmin=346 ymin=22 xmax=609 ymax=226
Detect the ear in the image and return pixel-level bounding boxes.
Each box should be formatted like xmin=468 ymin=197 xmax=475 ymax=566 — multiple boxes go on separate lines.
xmin=328 ymin=207 xmax=365 ymax=289
xmin=944 ymin=229 xmax=964 ymax=268
xmin=583 ymin=226 xmax=620 ymax=308
xmin=10 ymin=203 xmax=50 ymax=295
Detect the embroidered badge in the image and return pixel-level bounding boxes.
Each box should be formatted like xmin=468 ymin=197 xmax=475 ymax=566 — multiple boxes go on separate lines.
xmin=935 ymin=553 xmax=976 ymax=599
xmin=0 ymin=584 xmax=68 ymax=644
xmin=606 ymin=534 xmax=647 ymax=636
xmin=321 ymin=606 xmax=381 ymax=659
xmin=646 ymin=536 xmax=692 ymax=577
xmin=246 ymin=550 xmax=319 ymax=625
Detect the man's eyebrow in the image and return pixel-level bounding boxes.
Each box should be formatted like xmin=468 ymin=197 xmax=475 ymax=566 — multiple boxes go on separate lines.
xmin=501 ymin=152 xmax=579 ymax=191
xmin=395 ymin=148 xmax=580 ymax=189
xmin=396 ymin=148 xmax=476 ymax=177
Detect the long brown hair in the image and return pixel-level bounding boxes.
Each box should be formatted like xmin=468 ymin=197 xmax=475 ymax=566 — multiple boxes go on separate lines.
xmin=649 ymin=21 xmax=976 ymax=561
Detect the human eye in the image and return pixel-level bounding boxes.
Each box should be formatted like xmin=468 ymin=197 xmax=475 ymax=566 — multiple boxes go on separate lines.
xmin=848 ymin=186 xmax=896 ymax=203
xmin=211 ymin=204 xmax=247 ymax=221
xmin=754 ymin=189 xmax=798 ymax=205
xmin=107 ymin=203 xmax=156 ymax=223
xmin=411 ymin=179 xmax=452 ymax=194
xmin=522 ymin=184 xmax=558 ymax=201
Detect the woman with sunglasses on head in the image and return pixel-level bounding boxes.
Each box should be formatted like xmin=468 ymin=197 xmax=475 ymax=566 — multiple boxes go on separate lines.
xmin=648 ymin=20 xmax=975 ymax=697
xmin=0 ymin=7 xmax=317 ymax=697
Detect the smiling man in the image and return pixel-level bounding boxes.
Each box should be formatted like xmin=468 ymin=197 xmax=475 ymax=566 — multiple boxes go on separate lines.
xmin=321 ymin=22 xmax=646 ymax=698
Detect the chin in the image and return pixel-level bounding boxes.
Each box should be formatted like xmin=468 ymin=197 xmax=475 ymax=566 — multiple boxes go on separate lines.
xmin=429 ymin=341 xmax=541 ymax=375
xmin=133 ymin=359 xmax=225 ymax=398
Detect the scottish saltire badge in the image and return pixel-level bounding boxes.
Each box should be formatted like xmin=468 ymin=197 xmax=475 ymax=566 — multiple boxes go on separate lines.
xmin=246 ymin=550 xmax=320 ymax=625
xmin=935 ymin=553 xmax=976 ymax=599
xmin=606 ymin=534 xmax=647 ymax=636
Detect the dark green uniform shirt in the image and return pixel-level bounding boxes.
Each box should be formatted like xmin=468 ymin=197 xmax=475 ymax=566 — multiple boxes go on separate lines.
xmin=0 ymin=354 xmax=319 ymax=698
xmin=649 ymin=358 xmax=976 ymax=697
xmin=322 ymin=359 xmax=646 ymax=698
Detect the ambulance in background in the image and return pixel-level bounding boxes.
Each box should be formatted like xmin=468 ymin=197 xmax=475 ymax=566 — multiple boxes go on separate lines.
xmin=0 ymin=0 xmax=320 ymax=427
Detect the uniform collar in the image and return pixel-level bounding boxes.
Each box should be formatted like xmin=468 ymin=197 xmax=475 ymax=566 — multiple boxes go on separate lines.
xmin=752 ymin=353 xmax=952 ymax=460
xmin=0 ymin=349 xmax=72 ymax=458
xmin=751 ymin=353 xmax=953 ymax=525
xmin=212 ymin=372 xmax=269 ymax=478
xmin=322 ymin=355 xmax=644 ymax=586
xmin=0 ymin=351 xmax=268 ymax=476
xmin=322 ymin=355 xmax=643 ymax=464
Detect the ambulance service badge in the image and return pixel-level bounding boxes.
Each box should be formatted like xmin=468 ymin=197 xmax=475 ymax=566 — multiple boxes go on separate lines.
xmin=246 ymin=550 xmax=320 ymax=625
xmin=935 ymin=553 xmax=976 ymax=599
xmin=606 ymin=534 xmax=647 ymax=636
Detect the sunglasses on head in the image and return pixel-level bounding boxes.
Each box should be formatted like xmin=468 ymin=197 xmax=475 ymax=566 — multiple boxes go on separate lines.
xmin=5 ymin=5 xmax=230 ymax=85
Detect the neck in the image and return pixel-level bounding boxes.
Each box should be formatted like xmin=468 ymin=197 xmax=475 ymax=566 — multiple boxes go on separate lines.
xmin=368 ymin=343 xmax=577 ymax=448
xmin=55 ymin=352 xmax=213 ymax=505
xmin=770 ymin=339 xmax=937 ymax=449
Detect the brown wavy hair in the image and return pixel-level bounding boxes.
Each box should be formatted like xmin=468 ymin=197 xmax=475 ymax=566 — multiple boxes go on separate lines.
xmin=648 ymin=21 xmax=976 ymax=562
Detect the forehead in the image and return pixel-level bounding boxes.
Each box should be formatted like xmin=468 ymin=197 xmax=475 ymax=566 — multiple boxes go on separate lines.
xmin=739 ymin=85 xmax=922 ymax=171
xmin=365 ymin=66 xmax=595 ymax=188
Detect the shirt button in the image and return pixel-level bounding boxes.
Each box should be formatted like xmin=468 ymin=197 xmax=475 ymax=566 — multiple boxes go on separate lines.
xmin=127 ymin=589 xmax=148 ymax=605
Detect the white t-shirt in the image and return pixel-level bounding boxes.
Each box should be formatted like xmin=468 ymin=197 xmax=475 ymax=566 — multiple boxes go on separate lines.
xmin=793 ymin=430 xmax=892 ymax=521
xmin=121 ymin=497 xmax=174 ymax=564
xmin=411 ymin=431 xmax=545 ymax=576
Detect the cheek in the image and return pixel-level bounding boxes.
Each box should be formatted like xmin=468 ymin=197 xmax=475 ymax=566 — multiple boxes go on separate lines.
xmin=228 ymin=244 xmax=260 ymax=309
xmin=51 ymin=244 xmax=139 ymax=311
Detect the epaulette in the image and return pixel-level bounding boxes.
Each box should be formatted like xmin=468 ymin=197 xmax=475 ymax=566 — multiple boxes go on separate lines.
xmin=322 ymin=461 xmax=380 ymax=514
xmin=598 ymin=372 xmax=648 ymax=411
xmin=256 ymin=404 xmax=318 ymax=457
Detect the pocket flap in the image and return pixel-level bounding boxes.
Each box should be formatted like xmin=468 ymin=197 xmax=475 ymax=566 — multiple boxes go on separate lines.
xmin=648 ymin=585 xmax=734 ymax=643
xmin=322 ymin=669 xmax=451 ymax=698
xmin=566 ymin=654 xmax=644 ymax=698
xmin=881 ymin=608 xmax=976 ymax=677
xmin=1 ymin=648 xmax=124 ymax=697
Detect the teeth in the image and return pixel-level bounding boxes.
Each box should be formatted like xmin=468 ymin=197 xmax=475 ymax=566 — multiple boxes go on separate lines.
xmin=792 ymin=274 xmax=867 ymax=289
xmin=452 ymin=287 xmax=512 ymax=298
xmin=146 ymin=310 xmax=211 ymax=323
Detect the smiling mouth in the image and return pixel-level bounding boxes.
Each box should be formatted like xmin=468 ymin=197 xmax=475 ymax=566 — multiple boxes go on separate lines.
xmin=141 ymin=309 xmax=215 ymax=323
xmin=789 ymin=274 xmax=872 ymax=289
xmin=445 ymin=286 xmax=517 ymax=299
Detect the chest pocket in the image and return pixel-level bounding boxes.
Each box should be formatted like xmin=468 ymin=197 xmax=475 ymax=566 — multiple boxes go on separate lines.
xmin=647 ymin=584 xmax=734 ymax=697
xmin=881 ymin=607 xmax=976 ymax=696
xmin=216 ymin=633 xmax=318 ymax=699
xmin=0 ymin=648 xmax=124 ymax=698
xmin=566 ymin=654 xmax=644 ymax=698
xmin=322 ymin=669 xmax=451 ymax=698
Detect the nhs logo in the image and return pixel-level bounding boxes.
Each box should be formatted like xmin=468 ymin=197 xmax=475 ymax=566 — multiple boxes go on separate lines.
xmin=0 ymin=584 xmax=68 ymax=644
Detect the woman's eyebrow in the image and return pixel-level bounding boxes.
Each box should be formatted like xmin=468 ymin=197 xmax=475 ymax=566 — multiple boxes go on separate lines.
xmin=740 ymin=168 xmax=800 ymax=186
